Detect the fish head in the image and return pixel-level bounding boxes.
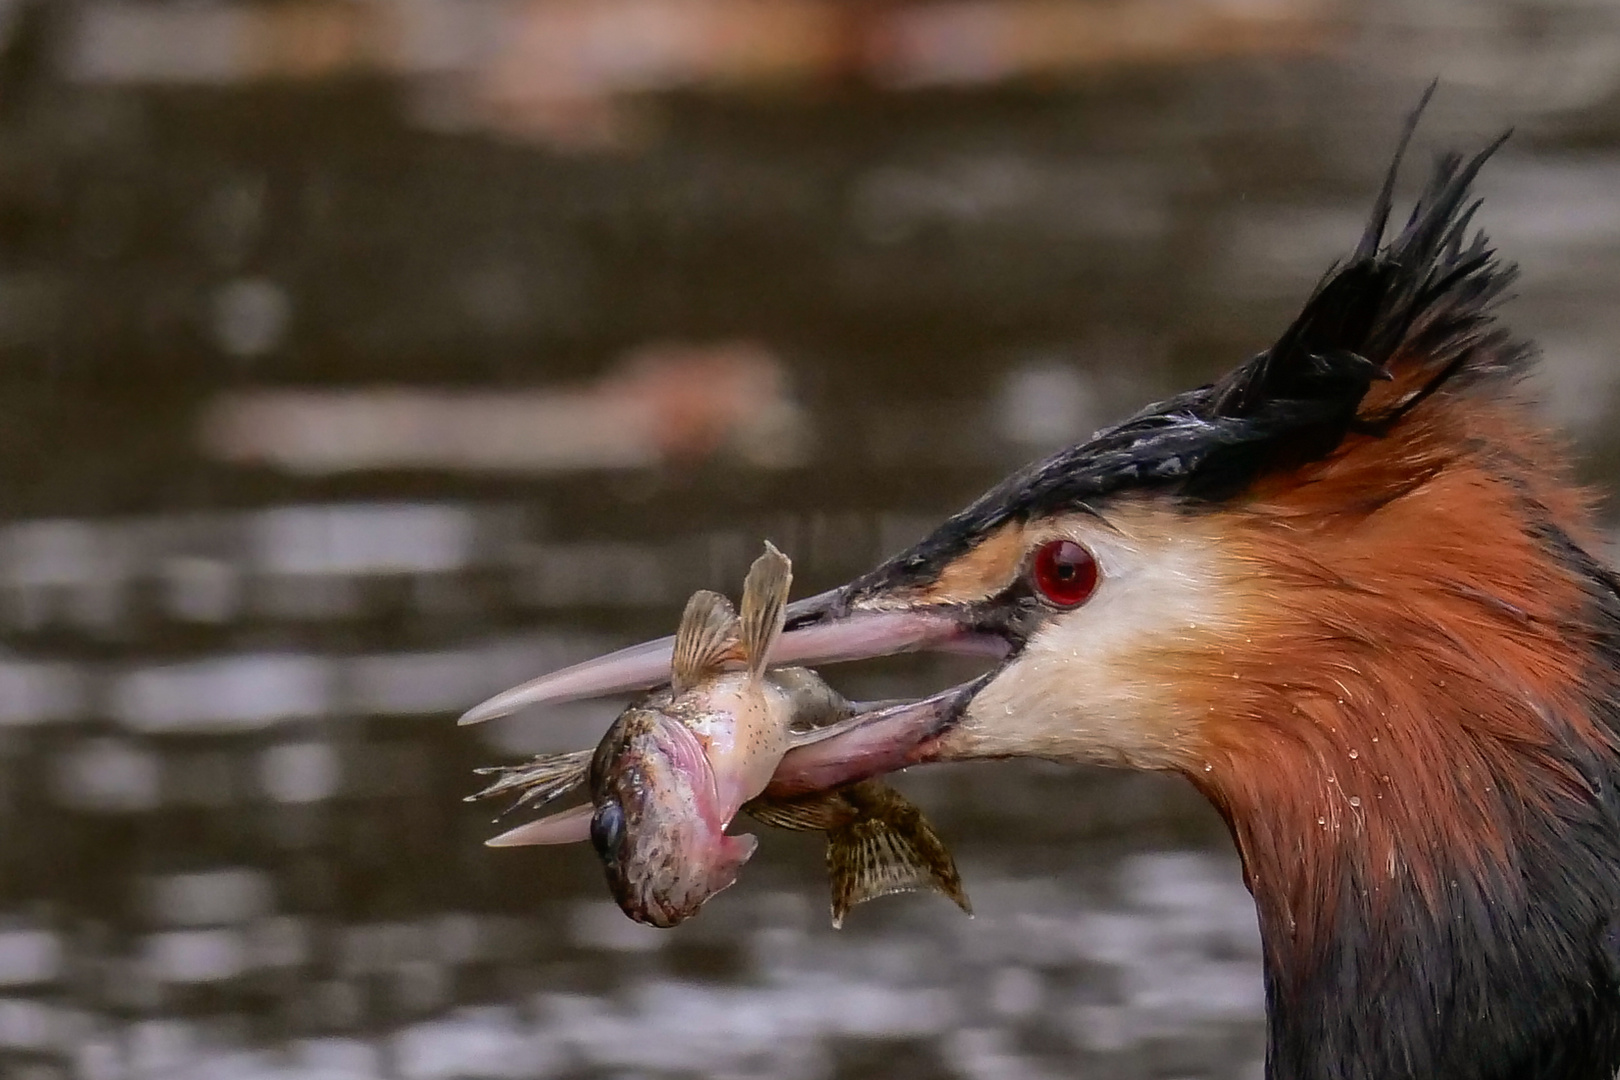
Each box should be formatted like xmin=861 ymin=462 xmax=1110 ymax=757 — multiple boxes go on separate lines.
xmin=589 ymin=706 xmax=758 ymax=927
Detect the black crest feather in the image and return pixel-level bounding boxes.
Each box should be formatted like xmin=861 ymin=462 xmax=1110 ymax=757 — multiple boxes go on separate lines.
xmin=858 ymin=88 xmax=1526 ymax=587
xmin=1200 ymin=83 xmax=1520 ymax=486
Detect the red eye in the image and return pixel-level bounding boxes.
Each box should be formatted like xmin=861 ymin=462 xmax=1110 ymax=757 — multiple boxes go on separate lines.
xmin=1030 ymin=539 xmax=1098 ymax=608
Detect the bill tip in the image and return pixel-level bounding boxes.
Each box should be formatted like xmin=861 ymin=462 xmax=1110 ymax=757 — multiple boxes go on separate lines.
xmin=457 ymin=709 xmax=492 ymax=726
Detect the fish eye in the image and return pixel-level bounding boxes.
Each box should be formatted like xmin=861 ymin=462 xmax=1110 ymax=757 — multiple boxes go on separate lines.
xmin=1028 ymin=539 xmax=1099 ymax=608
xmin=590 ymin=802 xmax=625 ymax=859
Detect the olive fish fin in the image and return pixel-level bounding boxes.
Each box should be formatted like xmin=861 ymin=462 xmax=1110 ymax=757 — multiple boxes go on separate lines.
xmin=825 ymin=781 xmax=972 ymax=929
xmin=772 ymin=668 xmax=854 ymax=735
xmin=468 ymin=750 xmax=592 ymax=814
xmin=739 ymin=542 xmax=792 ymax=683
xmin=672 ymin=589 xmax=738 ymax=692
xmin=744 ymin=789 xmax=856 ymax=833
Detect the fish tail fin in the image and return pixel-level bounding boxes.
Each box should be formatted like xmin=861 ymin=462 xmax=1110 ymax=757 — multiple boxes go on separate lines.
xmin=467 ymin=749 xmax=592 ymax=813
xmin=824 ymin=781 xmax=971 ymax=929
xmin=738 ymin=541 xmax=791 ymax=683
xmin=672 ymin=589 xmax=738 ymax=692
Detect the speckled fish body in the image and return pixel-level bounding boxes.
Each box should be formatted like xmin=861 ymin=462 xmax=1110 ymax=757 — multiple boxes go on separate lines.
xmin=586 ymin=662 xmax=850 ymax=926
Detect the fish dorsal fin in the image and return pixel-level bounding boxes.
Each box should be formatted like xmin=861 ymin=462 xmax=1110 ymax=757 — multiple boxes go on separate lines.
xmin=672 ymin=590 xmax=738 ymax=692
xmin=739 ymin=542 xmax=792 ymax=682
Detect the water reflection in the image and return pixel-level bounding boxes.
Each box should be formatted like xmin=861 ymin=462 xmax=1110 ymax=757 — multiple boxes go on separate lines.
xmin=8 ymin=0 xmax=1620 ymax=1077
xmin=12 ymin=850 xmax=1264 ymax=1080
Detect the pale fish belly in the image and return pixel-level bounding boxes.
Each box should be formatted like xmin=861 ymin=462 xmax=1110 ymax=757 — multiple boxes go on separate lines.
xmin=678 ymin=676 xmax=794 ymax=822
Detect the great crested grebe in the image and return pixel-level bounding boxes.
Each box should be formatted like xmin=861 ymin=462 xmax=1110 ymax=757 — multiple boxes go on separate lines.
xmin=464 ymin=96 xmax=1620 ymax=1080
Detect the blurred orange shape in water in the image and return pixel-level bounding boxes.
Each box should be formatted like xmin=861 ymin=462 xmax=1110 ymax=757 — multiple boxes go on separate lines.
xmin=869 ymin=0 xmax=1327 ymax=88
xmin=196 ymin=341 xmax=810 ymax=476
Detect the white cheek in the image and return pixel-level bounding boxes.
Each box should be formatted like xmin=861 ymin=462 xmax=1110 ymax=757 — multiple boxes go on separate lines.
xmin=959 ymin=530 xmax=1232 ymax=768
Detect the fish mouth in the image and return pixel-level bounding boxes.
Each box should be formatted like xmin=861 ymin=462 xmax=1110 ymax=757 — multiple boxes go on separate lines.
xmin=618 ymin=831 xmax=759 ymax=928
xmin=459 ymin=588 xmax=1009 ymax=797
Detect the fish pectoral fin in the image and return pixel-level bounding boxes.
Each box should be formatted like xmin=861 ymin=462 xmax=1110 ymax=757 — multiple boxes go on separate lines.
xmin=739 ymin=541 xmax=792 ymax=682
xmin=468 ymin=750 xmax=592 ymax=813
xmin=485 ymin=803 xmax=594 ymax=846
xmin=825 ymin=782 xmax=972 ymax=929
xmin=672 ymin=590 xmax=738 ymax=692
xmin=744 ymin=790 xmax=857 ymax=833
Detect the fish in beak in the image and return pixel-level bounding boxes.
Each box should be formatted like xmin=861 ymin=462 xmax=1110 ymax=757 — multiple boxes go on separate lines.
xmin=471 ymin=545 xmax=979 ymax=927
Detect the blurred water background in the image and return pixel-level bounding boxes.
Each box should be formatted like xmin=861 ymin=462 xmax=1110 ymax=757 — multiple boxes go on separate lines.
xmin=5 ymin=1 xmax=1620 ymax=1077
